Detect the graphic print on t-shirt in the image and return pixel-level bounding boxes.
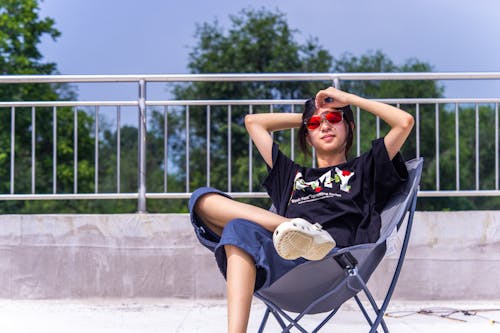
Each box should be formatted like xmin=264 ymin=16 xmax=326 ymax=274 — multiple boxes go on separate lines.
xmin=289 ymin=167 xmax=354 ymax=205
xmin=334 ymin=167 xmax=355 ymax=192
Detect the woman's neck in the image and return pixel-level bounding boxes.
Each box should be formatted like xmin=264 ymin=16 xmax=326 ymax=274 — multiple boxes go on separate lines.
xmin=316 ymin=152 xmax=347 ymax=168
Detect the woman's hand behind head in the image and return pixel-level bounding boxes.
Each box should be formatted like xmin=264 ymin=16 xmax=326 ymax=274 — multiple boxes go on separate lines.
xmin=315 ymin=87 xmax=351 ymax=110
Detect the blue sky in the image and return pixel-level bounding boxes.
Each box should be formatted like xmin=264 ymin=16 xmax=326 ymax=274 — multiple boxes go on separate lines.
xmin=39 ymin=0 xmax=500 ymax=101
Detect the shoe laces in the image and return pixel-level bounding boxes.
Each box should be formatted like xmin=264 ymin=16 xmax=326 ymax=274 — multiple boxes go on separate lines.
xmin=312 ymin=223 xmax=323 ymax=231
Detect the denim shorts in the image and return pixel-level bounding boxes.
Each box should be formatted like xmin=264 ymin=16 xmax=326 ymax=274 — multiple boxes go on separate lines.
xmin=188 ymin=187 xmax=306 ymax=291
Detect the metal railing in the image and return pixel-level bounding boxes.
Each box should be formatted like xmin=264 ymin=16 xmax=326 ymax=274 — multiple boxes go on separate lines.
xmin=1 ymin=73 xmax=499 ymax=212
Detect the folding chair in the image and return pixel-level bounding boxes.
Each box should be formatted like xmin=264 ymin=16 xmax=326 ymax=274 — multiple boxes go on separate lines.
xmin=254 ymin=157 xmax=423 ymax=333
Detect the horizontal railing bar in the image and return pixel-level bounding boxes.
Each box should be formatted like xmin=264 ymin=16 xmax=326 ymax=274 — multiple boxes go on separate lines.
xmin=1 ymin=190 xmax=498 ymax=200
xmin=418 ymin=190 xmax=500 ymax=197
xmin=0 ymin=101 xmax=138 ymax=107
xmin=1 ymin=72 xmax=500 ymax=84
xmin=2 ymin=98 xmax=499 ymax=109
xmin=146 ymin=192 xmax=271 ymax=199
xmin=146 ymin=99 xmax=305 ymax=106
xmin=148 ymin=190 xmax=500 ymax=199
xmin=378 ymin=98 xmax=500 ymax=104
xmin=0 ymin=193 xmax=139 ymax=200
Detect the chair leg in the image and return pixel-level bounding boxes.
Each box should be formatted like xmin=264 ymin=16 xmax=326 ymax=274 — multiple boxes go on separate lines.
xmin=268 ymin=308 xmax=308 ymax=333
xmin=258 ymin=308 xmax=271 ymax=333
xmin=256 ymin=300 xmax=305 ymax=333
xmin=311 ymin=308 xmax=339 ymax=333
xmin=358 ymin=287 xmax=390 ymax=333
xmin=348 ymin=191 xmax=418 ymax=333
xmin=369 ymin=194 xmax=419 ymax=333
xmin=269 ymin=308 xmax=291 ymax=332
xmin=257 ymin=303 xmax=309 ymax=333
xmin=352 ymin=273 xmax=389 ymax=333
xmin=354 ymin=295 xmax=375 ymax=327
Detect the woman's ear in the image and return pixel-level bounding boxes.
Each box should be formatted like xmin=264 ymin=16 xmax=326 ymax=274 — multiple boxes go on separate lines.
xmin=306 ymin=133 xmax=312 ymax=146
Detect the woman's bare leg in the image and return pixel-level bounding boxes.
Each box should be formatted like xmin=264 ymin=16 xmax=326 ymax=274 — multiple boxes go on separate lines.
xmin=225 ymin=244 xmax=256 ymax=333
xmin=194 ymin=193 xmax=288 ymax=236
xmin=194 ymin=193 xmax=286 ymax=332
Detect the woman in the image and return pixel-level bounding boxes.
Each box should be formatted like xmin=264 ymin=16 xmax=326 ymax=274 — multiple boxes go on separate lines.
xmin=188 ymin=86 xmax=414 ymax=333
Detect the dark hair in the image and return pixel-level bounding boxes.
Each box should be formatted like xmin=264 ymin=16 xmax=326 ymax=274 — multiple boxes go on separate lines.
xmin=298 ymin=97 xmax=355 ymax=159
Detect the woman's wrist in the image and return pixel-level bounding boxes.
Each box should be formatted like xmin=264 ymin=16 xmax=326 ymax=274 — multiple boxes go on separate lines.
xmin=345 ymin=93 xmax=362 ymax=107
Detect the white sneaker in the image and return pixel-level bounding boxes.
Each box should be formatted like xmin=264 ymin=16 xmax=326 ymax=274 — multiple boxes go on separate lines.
xmin=273 ymin=218 xmax=336 ymax=261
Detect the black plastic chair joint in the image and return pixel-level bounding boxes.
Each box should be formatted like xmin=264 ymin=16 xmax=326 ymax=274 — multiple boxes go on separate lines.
xmin=333 ymin=252 xmax=358 ymax=273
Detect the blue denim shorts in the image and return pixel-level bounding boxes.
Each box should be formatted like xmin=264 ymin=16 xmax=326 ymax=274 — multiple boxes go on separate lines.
xmin=188 ymin=187 xmax=306 ymax=291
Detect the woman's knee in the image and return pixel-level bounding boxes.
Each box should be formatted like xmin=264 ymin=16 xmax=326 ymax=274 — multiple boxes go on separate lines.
xmin=224 ymin=244 xmax=253 ymax=263
xmin=192 ymin=194 xmax=225 ymax=217
xmin=188 ymin=187 xmax=222 ymax=213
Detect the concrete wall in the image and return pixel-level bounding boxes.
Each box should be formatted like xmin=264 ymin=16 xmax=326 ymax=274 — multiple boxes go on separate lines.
xmin=370 ymin=211 xmax=500 ymax=300
xmin=0 ymin=212 xmax=499 ymax=300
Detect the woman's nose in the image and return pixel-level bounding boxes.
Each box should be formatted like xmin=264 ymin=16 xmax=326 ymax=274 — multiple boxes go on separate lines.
xmin=319 ymin=118 xmax=333 ymax=130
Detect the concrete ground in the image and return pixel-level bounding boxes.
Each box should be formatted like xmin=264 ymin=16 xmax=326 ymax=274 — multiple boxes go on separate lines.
xmin=1 ymin=298 xmax=499 ymax=333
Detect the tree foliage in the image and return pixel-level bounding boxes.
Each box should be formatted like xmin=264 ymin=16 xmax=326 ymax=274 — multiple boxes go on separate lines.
xmin=0 ymin=0 xmax=59 ymax=74
xmin=160 ymin=8 xmax=336 ymax=210
xmin=180 ymin=7 xmax=332 ymax=99
xmin=0 ymin=0 xmax=95 ymax=213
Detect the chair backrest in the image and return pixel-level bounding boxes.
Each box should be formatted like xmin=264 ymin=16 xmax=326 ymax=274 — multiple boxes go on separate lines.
xmin=378 ymin=157 xmax=423 ymax=244
xmin=256 ymin=158 xmax=423 ymax=314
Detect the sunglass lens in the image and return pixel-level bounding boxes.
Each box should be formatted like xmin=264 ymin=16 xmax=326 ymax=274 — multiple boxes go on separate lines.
xmin=307 ymin=117 xmax=321 ymax=129
xmin=326 ymin=112 xmax=342 ymax=124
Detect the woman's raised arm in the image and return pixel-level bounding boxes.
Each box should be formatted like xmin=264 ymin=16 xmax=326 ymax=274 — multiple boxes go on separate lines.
xmin=244 ymin=113 xmax=302 ymax=168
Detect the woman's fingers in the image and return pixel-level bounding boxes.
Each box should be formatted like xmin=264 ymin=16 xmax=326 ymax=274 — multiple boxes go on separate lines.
xmin=315 ymin=87 xmax=350 ymax=109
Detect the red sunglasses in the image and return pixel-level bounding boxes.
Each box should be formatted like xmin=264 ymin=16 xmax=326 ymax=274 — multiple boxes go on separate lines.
xmin=305 ymin=111 xmax=344 ymax=130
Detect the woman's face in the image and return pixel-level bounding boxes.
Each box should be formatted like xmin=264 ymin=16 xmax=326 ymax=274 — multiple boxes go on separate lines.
xmin=306 ymin=108 xmax=349 ymax=156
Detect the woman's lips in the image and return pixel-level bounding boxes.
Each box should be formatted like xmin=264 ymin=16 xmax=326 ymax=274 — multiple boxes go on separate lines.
xmin=321 ymin=134 xmax=335 ymax=140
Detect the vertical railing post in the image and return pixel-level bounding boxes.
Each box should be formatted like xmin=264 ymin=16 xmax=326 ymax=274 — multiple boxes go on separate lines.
xmin=74 ymin=107 xmax=78 ymax=194
xmin=333 ymin=77 xmax=340 ymax=89
xmin=53 ymin=106 xmax=58 ymax=194
xmin=10 ymin=106 xmax=15 ymax=194
xmin=137 ymin=79 xmax=147 ymax=213
xmin=32 ymin=106 xmax=36 ymax=194
xmin=94 ymin=106 xmax=99 ymax=193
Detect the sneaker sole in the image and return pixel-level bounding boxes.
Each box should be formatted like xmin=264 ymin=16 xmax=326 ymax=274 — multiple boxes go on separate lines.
xmin=274 ymin=224 xmax=335 ymax=261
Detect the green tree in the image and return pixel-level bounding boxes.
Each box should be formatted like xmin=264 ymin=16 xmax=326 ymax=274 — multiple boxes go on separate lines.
xmin=0 ymin=0 xmax=59 ymax=74
xmin=152 ymin=8 xmax=334 ymax=212
xmin=0 ymin=0 xmax=96 ymax=213
xmin=183 ymin=7 xmax=333 ymax=98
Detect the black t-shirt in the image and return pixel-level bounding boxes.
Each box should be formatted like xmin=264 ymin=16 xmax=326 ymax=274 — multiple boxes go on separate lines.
xmin=263 ymin=137 xmax=408 ymax=248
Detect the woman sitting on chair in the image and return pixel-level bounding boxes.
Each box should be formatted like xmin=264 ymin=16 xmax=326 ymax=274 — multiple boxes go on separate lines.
xmin=188 ymin=86 xmax=414 ymax=333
